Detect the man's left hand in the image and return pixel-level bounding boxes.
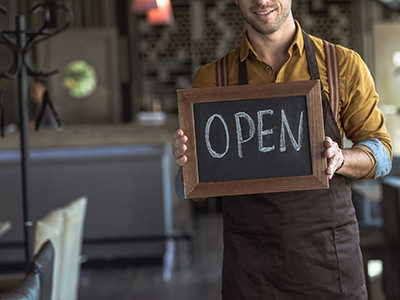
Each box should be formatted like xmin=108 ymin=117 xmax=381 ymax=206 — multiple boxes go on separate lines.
xmin=324 ymin=136 xmax=344 ymax=180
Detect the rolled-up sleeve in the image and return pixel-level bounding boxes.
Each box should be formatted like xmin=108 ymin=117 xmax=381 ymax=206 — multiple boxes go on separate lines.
xmin=341 ymin=50 xmax=392 ymax=179
xmin=356 ymin=138 xmax=392 ymax=178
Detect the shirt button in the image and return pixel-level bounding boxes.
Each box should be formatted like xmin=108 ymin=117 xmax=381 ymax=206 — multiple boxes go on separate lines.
xmin=265 ymin=66 xmax=272 ymax=71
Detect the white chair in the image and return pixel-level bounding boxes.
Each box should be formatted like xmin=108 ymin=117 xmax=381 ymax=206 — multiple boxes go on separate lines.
xmin=34 ymin=196 xmax=88 ymax=300
xmin=57 ymin=197 xmax=87 ymax=300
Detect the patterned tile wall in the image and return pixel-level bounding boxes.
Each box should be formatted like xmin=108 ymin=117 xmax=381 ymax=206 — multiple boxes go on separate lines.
xmin=294 ymin=0 xmax=359 ymax=50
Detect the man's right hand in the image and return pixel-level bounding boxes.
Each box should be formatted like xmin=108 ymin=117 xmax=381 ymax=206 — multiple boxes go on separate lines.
xmin=173 ymin=129 xmax=188 ymax=166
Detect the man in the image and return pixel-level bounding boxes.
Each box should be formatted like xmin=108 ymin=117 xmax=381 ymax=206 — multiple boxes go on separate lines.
xmin=173 ymin=0 xmax=392 ymax=298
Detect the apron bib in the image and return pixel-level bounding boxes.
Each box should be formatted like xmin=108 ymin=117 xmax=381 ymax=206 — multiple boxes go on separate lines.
xmin=220 ymin=31 xmax=367 ymax=300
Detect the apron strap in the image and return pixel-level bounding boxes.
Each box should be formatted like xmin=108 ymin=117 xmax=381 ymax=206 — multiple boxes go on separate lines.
xmin=238 ymin=59 xmax=247 ymax=85
xmin=303 ymin=30 xmax=341 ymax=122
xmin=215 ymin=54 xmax=230 ymax=87
xmin=323 ymin=40 xmax=340 ymax=122
xmin=302 ymin=30 xmax=321 ymax=82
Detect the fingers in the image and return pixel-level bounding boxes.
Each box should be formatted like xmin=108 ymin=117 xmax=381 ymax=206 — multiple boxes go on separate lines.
xmin=324 ymin=139 xmax=338 ymax=159
xmin=173 ymin=129 xmax=184 ymax=140
xmin=173 ymin=133 xmax=188 ymax=148
xmin=324 ymin=137 xmax=335 ymax=154
xmin=174 ymin=143 xmax=187 ymax=159
xmin=324 ymin=136 xmax=344 ymax=180
xmin=172 ymin=129 xmax=188 ymax=166
xmin=326 ymin=149 xmax=343 ymax=179
xmin=176 ymin=154 xmax=187 ymax=166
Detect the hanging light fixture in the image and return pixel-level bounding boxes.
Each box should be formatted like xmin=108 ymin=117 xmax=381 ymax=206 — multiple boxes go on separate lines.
xmin=132 ymin=0 xmax=158 ymax=14
xmin=146 ymin=0 xmax=174 ymax=26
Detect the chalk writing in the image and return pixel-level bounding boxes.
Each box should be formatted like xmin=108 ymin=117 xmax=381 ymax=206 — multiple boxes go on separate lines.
xmin=205 ymin=114 xmax=229 ymax=158
xmin=258 ymin=109 xmax=275 ymax=153
xmin=235 ymin=112 xmax=255 ymax=159
xmin=205 ymin=109 xmax=304 ymax=159
xmin=280 ymin=110 xmax=303 ymax=152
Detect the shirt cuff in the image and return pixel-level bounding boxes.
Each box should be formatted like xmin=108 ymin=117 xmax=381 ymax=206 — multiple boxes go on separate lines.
xmin=355 ymin=138 xmax=392 ymax=179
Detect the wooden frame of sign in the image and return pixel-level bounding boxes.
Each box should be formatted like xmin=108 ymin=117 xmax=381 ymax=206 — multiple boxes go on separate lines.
xmin=177 ymin=80 xmax=328 ymax=198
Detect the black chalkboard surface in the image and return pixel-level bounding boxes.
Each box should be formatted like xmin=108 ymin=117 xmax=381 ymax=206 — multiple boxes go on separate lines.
xmin=194 ymin=95 xmax=312 ymax=182
xmin=177 ymin=80 xmax=328 ymax=198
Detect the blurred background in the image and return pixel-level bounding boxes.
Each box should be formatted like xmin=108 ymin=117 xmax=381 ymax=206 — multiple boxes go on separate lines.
xmin=0 ymin=0 xmax=399 ymax=299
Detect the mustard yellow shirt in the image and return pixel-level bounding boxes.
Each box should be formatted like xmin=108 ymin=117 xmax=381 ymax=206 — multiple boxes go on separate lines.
xmin=192 ymin=21 xmax=392 ymax=180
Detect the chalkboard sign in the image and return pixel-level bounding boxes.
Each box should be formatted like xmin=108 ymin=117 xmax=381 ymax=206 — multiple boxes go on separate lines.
xmin=177 ymin=80 xmax=328 ymax=198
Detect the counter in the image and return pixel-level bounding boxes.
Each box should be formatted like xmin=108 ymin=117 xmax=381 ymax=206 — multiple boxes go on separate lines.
xmin=0 ymin=119 xmax=191 ymax=264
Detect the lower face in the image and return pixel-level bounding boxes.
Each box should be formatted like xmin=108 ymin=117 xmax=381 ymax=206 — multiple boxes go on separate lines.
xmin=236 ymin=0 xmax=292 ymax=35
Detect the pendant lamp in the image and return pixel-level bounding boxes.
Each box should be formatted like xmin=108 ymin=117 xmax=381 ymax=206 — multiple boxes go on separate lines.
xmin=132 ymin=0 xmax=158 ymax=14
xmin=146 ymin=0 xmax=173 ymax=26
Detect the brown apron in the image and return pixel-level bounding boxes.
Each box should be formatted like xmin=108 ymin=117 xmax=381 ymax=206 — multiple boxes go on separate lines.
xmin=220 ymin=32 xmax=367 ymax=300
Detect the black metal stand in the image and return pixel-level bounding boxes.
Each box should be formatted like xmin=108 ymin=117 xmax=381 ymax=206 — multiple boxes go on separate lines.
xmin=0 ymin=4 xmax=73 ymax=266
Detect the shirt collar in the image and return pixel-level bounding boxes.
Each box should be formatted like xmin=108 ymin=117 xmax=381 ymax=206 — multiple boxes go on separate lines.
xmin=239 ymin=20 xmax=305 ymax=62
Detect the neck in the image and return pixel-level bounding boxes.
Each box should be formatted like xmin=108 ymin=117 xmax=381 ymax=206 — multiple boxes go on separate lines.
xmin=247 ymin=15 xmax=296 ymax=71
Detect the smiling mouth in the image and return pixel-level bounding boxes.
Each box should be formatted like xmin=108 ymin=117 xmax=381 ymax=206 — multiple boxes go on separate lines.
xmin=254 ymin=9 xmax=275 ymax=15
